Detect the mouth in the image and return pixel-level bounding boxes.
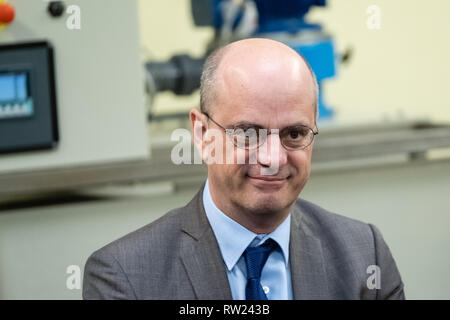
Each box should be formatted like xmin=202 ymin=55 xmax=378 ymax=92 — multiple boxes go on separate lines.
xmin=247 ymin=175 xmax=288 ymax=181
xmin=246 ymin=174 xmax=290 ymax=188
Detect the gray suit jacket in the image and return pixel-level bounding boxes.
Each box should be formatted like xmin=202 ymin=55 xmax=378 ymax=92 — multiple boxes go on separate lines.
xmin=83 ymin=185 xmax=405 ymax=299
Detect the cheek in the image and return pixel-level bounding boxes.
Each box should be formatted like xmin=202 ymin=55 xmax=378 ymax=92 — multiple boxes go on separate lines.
xmin=210 ymin=163 xmax=245 ymax=185
xmin=224 ymin=139 xmax=248 ymax=165
xmin=290 ymin=150 xmax=312 ymax=179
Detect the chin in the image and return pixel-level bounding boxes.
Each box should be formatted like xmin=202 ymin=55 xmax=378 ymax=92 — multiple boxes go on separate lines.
xmin=244 ymin=192 xmax=291 ymax=215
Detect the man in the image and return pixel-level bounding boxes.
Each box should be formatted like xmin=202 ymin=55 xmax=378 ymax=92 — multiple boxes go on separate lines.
xmin=83 ymin=38 xmax=405 ymax=300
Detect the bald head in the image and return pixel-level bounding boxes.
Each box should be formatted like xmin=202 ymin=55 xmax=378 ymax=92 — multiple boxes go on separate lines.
xmin=200 ymin=38 xmax=318 ymax=119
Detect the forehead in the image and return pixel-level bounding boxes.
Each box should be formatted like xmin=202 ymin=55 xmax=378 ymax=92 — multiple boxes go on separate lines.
xmin=214 ymin=72 xmax=316 ymax=127
xmin=225 ymin=104 xmax=315 ymax=129
xmin=213 ymin=50 xmax=316 ymax=126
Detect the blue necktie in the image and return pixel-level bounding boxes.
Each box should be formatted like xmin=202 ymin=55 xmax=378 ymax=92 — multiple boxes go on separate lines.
xmin=244 ymin=239 xmax=277 ymax=300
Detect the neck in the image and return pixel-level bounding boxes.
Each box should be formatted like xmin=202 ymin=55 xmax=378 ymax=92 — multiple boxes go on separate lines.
xmin=208 ymin=183 xmax=291 ymax=234
xmin=225 ymin=206 xmax=290 ymax=234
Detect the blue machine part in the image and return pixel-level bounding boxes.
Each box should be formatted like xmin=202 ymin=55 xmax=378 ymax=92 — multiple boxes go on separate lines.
xmin=293 ymin=40 xmax=335 ymax=81
xmin=245 ymin=0 xmax=325 ymax=33
xmin=293 ymin=38 xmax=336 ymax=119
xmin=192 ymin=0 xmax=326 ymax=33
xmin=191 ymin=0 xmax=336 ymax=120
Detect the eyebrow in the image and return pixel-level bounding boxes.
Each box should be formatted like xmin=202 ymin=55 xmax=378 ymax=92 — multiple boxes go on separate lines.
xmin=231 ymin=121 xmax=263 ymax=128
xmin=231 ymin=121 xmax=312 ymax=129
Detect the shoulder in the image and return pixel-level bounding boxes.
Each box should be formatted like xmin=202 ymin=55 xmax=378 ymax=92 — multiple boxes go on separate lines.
xmin=83 ymin=205 xmax=193 ymax=299
xmin=295 ymin=198 xmax=374 ymax=240
xmin=85 ymin=187 xmax=204 ymax=274
xmin=293 ymin=198 xmax=404 ymax=299
xmin=91 ymin=205 xmax=186 ymax=261
xmin=294 ymin=198 xmax=377 ymax=267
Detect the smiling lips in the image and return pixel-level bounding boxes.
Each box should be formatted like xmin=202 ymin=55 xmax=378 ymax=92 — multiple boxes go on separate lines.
xmin=246 ymin=175 xmax=288 ymax=190
xmin=246 ymin=174 xmax=291 ymax=188
xmin=247 ymin=175 xmax=288 ymax=181
xmin=245 ymin=166 xmax=291 ymax=185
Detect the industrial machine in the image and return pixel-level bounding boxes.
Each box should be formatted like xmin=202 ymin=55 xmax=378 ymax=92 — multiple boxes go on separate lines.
xmin=147 ymin=0 xmax=337 ymax=120
xmin=0 ymin=1 xmax=148 ymax=188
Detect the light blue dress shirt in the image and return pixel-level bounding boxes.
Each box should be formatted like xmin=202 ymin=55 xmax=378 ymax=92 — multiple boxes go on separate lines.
xmin=203 ymin=179 xmax=293 ymax=300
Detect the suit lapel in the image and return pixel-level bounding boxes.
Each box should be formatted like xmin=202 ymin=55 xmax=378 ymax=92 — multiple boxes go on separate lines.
xmin=179 ymin=186 xmax=232 ymax=300
xmin=289 ymin=203 xmax=330 ymax=299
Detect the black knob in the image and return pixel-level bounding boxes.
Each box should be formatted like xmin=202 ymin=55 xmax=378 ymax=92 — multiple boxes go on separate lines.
xmin=48 ymin=1 xmax=65 ymax=18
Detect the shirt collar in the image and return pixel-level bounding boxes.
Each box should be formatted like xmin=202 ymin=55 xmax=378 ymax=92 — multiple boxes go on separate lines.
xmin=203 ymin=179 xmax=291 ymax=271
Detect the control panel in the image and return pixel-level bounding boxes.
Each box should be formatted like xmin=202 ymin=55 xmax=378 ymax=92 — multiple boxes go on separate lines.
xmin=0 ymin=0 xmax=148 ymax=177
xmin=0 ymin=42 xmax=58 ymax=153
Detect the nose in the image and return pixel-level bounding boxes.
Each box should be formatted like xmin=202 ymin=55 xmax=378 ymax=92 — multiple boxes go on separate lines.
xmin=256 ymin=131 xmax=288 ymax=171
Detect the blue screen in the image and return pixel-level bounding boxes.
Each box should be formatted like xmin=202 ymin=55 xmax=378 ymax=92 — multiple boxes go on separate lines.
xmin=0 ymin=73 xmax=28 ymax=102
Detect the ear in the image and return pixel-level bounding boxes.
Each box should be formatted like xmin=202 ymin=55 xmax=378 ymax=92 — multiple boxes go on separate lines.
xmin=190 ymin=109 xmax=207 ymax=161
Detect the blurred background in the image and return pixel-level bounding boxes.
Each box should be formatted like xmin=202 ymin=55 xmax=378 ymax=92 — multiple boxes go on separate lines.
xmin=0 ymin=0 xmax=449 ymax=299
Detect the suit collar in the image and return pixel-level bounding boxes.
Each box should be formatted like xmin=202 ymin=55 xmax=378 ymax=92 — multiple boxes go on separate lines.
xmin=179 ymin=184 xmax=233 ymax=299
xmin=180 ymin=183 xmax=210 ymax=240
xmin=289 ymin=201 xmax=331 ymax=299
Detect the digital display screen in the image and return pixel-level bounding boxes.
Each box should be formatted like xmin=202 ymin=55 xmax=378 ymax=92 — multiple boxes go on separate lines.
xmin=0 ymin=71 xmax=33 ymax=119
xmin=0 ymin=41 xmax=58 ymax=153
xmin=0 ymin=72 xmax=28 ymax=102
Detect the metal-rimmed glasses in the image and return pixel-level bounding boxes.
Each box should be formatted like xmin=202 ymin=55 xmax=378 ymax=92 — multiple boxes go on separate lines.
xmin=203 ymin=112 xmax=319 ymax=150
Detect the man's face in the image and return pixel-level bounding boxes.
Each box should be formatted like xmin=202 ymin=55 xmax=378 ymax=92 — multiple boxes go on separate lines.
xmin=205 ymin=57 xmax=316 ymax=216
